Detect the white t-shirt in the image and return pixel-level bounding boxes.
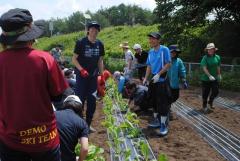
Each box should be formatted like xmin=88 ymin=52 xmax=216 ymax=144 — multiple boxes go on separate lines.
xmin=124 ymin=49 xmax=135 ymax=69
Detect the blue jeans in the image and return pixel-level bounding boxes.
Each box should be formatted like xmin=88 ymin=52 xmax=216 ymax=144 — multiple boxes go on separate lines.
xmin=0 ymin=141 xmax=61 ymax=161
xmin=75 ymin=73 xmax=97 ymax=126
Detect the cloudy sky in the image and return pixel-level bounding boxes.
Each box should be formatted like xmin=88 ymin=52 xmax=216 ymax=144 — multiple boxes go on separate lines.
xmin=0 ymin=0 xmax=156 ymax=20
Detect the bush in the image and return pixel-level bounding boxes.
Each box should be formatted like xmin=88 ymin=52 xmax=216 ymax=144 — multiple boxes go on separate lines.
xmin=104 ymin=57 xmax=125 ymax=73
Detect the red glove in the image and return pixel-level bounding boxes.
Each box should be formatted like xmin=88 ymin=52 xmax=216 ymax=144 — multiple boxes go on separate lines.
xmin=80 ymin=68 xmax=89 ymax=78
xmin=100 ymin=75 xmax=105 ymax=84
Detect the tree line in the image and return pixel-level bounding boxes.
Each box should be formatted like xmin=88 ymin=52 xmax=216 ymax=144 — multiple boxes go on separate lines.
xmin=42 ymin=3 xmax=156 ymax=36
xmin=154 ymin=0 xmax=240 ymax=62
xmin=41 ymin=1 xmax=240 ymax=62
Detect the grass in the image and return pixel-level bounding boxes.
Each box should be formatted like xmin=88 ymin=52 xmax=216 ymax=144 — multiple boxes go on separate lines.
xmin=34 ymin=24 xmax=159 ymax=57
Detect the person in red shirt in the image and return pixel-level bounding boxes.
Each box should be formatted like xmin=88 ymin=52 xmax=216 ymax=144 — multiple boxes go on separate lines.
xmin=97 ymin=70 xmax=111 ymax=98
xmin=0 ymin=8 xmax=68 ymax=161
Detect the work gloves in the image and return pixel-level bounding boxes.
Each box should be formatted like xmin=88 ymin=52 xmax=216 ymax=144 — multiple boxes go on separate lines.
xmin=183 ymin=81 xmax=188 ymax=89
xmin=152 ymin=74 xmax=160 ymax=83
xmin=208 ymin=75 xmax=216 ymax=81
xmin=80 ymin=68 xmax=89 ymax=78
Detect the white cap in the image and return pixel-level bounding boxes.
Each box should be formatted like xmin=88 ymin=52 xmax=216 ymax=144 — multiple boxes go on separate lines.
xmin=63 ymin=95 xmax=82 ymax=105
xmin=113 ymin=71 xmax=121 ymax=80
xmin=133 ymin=44 xmax=141 ymax=50
xmin=63 ymin=68 xmax=69 ymax=73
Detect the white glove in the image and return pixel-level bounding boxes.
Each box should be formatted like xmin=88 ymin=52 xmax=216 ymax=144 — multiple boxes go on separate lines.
xmin=152 ymin=74 xmax=160 ymax=83
xmin=208 ymin=75 xmax=216 ymax=81
xmin=143 ymin=78 xmax=147 ymax=86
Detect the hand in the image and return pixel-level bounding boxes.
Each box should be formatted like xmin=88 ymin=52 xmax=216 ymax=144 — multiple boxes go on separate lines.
xmin=143 ymin=78 xmax=147 ymax=86
xmin=80 ymin=68 xmax=89 ymax=78
xmin=100 ymin=75 xmax=105 ymax=84
xmin=183 ymin=81 xmax=188 ymax=89
xmin=208 ymin=75 xmax=216 ymax=81
xmin=152 ymin=74 xmax=160 ymax=83
xmin=217 ymin=74 xmax=222 ymax=81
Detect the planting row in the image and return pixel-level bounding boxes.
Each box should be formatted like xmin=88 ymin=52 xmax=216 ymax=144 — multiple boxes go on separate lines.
xmin=102 ymin=78 xmax=167 ymax=161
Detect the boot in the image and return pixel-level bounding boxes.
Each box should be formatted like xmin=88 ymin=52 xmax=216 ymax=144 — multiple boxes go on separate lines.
xmin=157 ymin=116 xmax=168 ymax=136
xmin=208 ymin=100 xmax=214 ymax=109
xmin=203 ymin=101 xmax=209 ymax=114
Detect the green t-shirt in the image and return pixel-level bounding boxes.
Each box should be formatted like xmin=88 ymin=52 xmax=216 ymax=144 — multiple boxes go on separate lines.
xmin=200 ymin=54 xmax=221 ymax=81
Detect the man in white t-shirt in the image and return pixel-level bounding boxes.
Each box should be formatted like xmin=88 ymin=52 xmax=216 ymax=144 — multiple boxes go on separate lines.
xmin=120 ymin=42 xmax=135 ymax=80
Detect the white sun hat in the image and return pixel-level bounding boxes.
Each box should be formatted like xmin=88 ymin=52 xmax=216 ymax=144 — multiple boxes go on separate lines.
xmin=205 ymin=43 xmax=217 ymax=50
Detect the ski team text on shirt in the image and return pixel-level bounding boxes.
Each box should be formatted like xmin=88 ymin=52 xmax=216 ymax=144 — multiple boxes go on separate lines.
xmin=19 ymin=125 xmax=57 ymax=145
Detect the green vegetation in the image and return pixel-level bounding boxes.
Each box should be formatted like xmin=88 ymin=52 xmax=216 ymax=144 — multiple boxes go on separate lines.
xmin=34 ymin=24 xmax=239 ymax=91
xmin=155 ymin=0 xmax=240 ymax=63
xmin=34 ymin=24 xmax=158 ymax=72
xmin=41 ymin=3 xmax=155 ymax=36
xmin=187 ymin=70 xmax=240 ymax=92
xmin=75 ymin=143 xmax=105 ymax=161
xmin=35 ymin=24 xmax=158 ymax=57
xmin=103 ymin=78 xmax=163 ymax=160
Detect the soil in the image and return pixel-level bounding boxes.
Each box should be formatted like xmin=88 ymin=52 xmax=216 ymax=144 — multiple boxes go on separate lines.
xmin=88 ymin=87 xmax=240 ymax=161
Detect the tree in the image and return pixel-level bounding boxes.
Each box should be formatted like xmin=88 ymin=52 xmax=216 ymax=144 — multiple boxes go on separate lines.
xmin=154 ymin=0 xmax=240 ymax=59
xmin=67 ymin=11 xmax=85 ymax=32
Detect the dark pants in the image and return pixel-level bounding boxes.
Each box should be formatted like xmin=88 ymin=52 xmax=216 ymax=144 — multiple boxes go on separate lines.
xmin=135 ymin=92 xmax=153 ymax=111
xmin=138 ymin=67 xmax=146 ymax=81
xmin=202 ymin=80 xmax=219 ymax=106
xmin=0 ymin=141 xmax=61 ymax=161
xmin=171 ymin=88 xmax=179 ymax=103
xmin=149 ymin=81 xmax=171 ymax=116
xmin=75 ymin=74 xmax=97 ymax=126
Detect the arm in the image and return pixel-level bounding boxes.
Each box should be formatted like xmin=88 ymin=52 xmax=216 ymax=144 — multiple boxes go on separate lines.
xmin=158 ymin=63 xmax=171 ymax=76
xmin=127 ymin=59 xmax=133 ymax=70
xmin=203 ymin=66 xmax=211 ymax=77
xmin=78 ymin=137 xmax=88 ymax=161
xmin=72 ymin=54 xmax=83 ymax=71
xmin=128 ymin=99 xmax=132 ymax=106
xmin=157 ymin=48 xmax=171 ymax=76
xmin=144 ymin=66 xmax=151 ymax=80
xmin=200 ymin=56 xmax=212 ymax=77
xmin=217 ymin=56 xmax=221 ymax=75
xmin=98 ymin=56 xmax=104 ymax=75
xmin=217 ymin=66 xmax=222 ymax=81
xmin=217 ymin=66 xmax=221 ymax=75
xmin=179 ymin=60 xmax=187 ymax=80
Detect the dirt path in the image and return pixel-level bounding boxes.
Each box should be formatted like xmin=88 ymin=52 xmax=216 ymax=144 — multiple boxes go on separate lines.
xmin=88 ymin=87 xmax=240 ymax=161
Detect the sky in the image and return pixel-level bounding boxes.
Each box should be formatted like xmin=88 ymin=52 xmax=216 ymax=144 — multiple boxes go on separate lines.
xmin=0 ymin=0 xmax=156 ymax=20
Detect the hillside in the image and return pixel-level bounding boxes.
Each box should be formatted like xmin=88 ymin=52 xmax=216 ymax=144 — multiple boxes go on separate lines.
xmin=35 ymin=24 xmax=159 ymax=57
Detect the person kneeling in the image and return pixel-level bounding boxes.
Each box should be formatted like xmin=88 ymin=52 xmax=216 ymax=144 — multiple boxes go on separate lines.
xmin=126 ymin=82 xmax=151 ymax=111
xmin=55 ymin=95 xmax=89 ymax=161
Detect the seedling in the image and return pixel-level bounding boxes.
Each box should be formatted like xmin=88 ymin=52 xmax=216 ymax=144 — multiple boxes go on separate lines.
xmin=157 ymin=154 xmax=168 ymax=161
xmin=74 ymin=143 xmax=105 ymax=161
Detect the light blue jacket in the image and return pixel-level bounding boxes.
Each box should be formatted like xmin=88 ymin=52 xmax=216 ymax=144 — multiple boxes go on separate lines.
xmin=118 ymin=76 xmax=126 ymax=93
xmin=167 ymin=58 xmax=186 ymax=89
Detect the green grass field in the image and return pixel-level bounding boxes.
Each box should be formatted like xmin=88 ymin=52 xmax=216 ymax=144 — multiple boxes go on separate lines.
xmin=34 ymin=24 xmax=159 ymax=57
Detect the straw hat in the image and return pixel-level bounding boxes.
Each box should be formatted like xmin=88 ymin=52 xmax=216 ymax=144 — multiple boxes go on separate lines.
xmin=119 ymin=42 xmax=130 ymax=48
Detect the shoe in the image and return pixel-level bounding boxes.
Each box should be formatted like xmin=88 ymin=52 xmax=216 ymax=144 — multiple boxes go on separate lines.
xmin=157 ymin=123 xmax=168 ymax=136
xmin=208 ymin=102 xmax=214 ymax=109
xmin=202 ymin=101 xmax=209 ymax=114
xmin=89 ymin=126 xmax=97 ymax=133
xmin=148 ymin=117 xmax=160 ymax=128
xmin=203 ymin=107 xmax=209 ymax=114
